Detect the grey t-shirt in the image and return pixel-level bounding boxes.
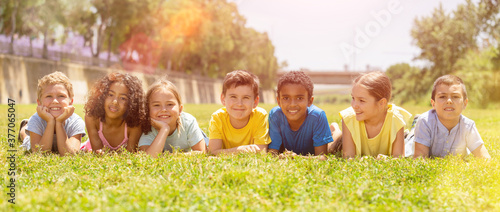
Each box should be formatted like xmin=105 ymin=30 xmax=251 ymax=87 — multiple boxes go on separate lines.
xmin=139 ymin=112 xmax=205 ymax=153
xmin=21 ymin=113 xmax=86 ymax=152
xmin=414 ymin=109 xmax=483 ymax=157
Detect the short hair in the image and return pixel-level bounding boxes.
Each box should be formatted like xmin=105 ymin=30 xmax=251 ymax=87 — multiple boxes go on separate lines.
xmin=277 ymin=71 xmax=314 ymax=99
xmin=222 ymin=70 xmax=259 ymax=98
xmin=353 ymin=71 xmax=392 ymax=102
xmin=431 ymin=75 xmax=467 ymax=101
xmin=143 ymin=78 xmax=183 ymax=134
xmin=37 ymin=71 xmax=74 ymax=100
xmin=84 ymin=72 xmax=145 ymax=128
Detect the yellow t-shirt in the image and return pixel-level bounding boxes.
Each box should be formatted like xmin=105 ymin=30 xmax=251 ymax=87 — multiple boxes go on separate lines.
xmin=339 ymin=104 xmax=412 ymax=156
xmin=209 ymin=107 xmax=271 ymax=149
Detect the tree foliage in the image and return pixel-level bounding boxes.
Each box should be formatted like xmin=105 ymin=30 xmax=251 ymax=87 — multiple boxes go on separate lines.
xmin=455 ymin=46 xmax=500 ymax=108
xmin=0 ymin=0 xmax=279 ymax=88
xmin=152 ymin=0 xmax=278 ymax=88
xmin=386 ymin=63 xmax=433 ymax=105
xmin=391 ymin=0 xmax=500 ymax=106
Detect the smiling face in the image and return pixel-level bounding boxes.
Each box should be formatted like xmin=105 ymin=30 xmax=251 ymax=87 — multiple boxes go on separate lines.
xmin=350 ymin=84 xmax=386 ymax=122
xmin=431 ymin=83 xmax=468 ymax=127
xmin=104 ymin=82 xmax=129 ymax=120
xmin=149 ymin=88 xmax=183 ymax=130
xmin=221 ymin=85 xmax=259 ymax=128
xmin=277 ymin=84 xmax=313 ymax=129
xmin=37 ymin=84 xmax=73 ymax=118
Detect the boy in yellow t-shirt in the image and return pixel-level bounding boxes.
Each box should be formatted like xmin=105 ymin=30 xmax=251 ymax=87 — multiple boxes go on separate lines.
xmin=208 ymin=70 xmax=270 ymax=155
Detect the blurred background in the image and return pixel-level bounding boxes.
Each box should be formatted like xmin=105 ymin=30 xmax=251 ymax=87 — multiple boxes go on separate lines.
xmin=1 ymin=0 xmax=499 ymax=107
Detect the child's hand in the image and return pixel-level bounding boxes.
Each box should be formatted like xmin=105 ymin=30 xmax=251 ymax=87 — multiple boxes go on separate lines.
xmin=37 ymin=105 xmax=54 ymax=122
xmin=278 ymin=150 xmax=298 ymax=159
xmin=55 ymin=105 xmax=75 ymax=123
xmin=94 ymin=149 xmax=105 ymax=155
xmin=376 ymin=154 xmax=391 ymax=160
xmin=151 ymin=118 xmax=170 ymax=132
xmin=236 ymin=145 xmax=261 ymax=153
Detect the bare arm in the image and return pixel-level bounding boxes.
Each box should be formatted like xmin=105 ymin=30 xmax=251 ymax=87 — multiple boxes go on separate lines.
xmin=314 ymin=144 xmax=327 ymax=156
xmin=31 ymin=105 xmax=56 ymax=153
xmin=85 ymin=115 xmax=104 ymax=153
xmin=188 ymin=138 xmax=207 ymax=153
xmin=471 ymin=144 xmax=491 ymax=159
xmin=413 ymin=142 xmax=430 ymax=158
xmin=126 ymin=126 xmax=142 ymax=153
xmin=209 ymin=139 xmax=267 ymax=155
xmin=341 ymin=119 xmax=356 ymax=159
xmin=391 ymin=128 xmax=405 ymax=158
xmin=268 ymin=148 xmax=279 ymax=156
xmin=55 ymin=106 xmax=81 ymax=156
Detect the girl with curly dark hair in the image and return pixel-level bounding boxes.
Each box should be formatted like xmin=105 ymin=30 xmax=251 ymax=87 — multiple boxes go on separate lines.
xmin=81 ymin=72 xmax=145 ymax=153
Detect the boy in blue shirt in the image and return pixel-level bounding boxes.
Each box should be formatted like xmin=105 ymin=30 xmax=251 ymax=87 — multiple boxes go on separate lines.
xmin=268 ymin=71 xmax=341 ymax=156
xmin=413 ymin=75 xmax=490 ymax=158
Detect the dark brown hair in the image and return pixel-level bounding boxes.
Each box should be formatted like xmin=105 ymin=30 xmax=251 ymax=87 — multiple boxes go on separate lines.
xmin=222 ymin=70 xmax=259 ymax=99
xmin=431 ymin=75 xmax=467 ymax=101
xmin=277 ymin=71 xmax=314 ymax=99
xmin=84 ymin=72 xmax=145 ymax=128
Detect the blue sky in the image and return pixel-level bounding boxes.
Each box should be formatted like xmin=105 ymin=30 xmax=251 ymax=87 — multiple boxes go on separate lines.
xmin=234 ymin=0 xmax=466 ymax=71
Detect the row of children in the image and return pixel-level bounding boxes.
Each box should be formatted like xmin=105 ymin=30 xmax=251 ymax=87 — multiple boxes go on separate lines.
xmin=18 ymin=69 xmax=491 ymax=159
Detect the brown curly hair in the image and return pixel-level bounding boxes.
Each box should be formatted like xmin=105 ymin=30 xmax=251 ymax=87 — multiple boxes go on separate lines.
xmin=84 ymin=72 xmax=145 ymax=128
xmin=143 ymin=79 xmax=183 ymax=134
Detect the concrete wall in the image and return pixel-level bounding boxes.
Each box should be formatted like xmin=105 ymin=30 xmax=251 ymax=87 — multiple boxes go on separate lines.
xmin=0 ymin=54 xmax=276 ymax=105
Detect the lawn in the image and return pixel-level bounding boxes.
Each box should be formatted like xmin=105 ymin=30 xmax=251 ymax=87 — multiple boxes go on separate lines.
xmin=1 ymin=103 xmax=499 ymax=211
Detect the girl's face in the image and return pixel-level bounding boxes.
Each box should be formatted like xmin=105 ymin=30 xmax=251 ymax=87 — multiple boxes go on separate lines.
xmin=104 ymin=82 xmax=129 ymax=120
xmin=350 ymin=84 xmax=386 ymax=122
xmin=149 ymin=88 xmax=183 ymax=131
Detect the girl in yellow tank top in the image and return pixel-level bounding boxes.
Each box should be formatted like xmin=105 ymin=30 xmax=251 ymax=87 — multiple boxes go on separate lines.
xmin=340 ymin=72 xmax=411 ymax=158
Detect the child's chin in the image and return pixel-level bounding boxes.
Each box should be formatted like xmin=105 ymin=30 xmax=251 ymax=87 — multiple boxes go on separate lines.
xmin=51 ymin=113 xmax=63 ymax=118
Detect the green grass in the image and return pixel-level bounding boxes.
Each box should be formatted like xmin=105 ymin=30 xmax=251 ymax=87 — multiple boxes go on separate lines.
xmin=1 ymin=103 xmax=499 ymax=211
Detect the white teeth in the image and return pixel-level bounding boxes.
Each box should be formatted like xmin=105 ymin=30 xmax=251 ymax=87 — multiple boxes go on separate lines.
xmin=109 ymin=107 xmax=118 ymax=112
xmin=289 ymin=110 xmax=298 ymax=113
xmin=50 ymin=108 xmax=61 ymax=111
xmin=159 ymin=115 xmax=169 ymax=118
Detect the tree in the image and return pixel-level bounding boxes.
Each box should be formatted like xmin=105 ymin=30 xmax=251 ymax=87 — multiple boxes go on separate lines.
xmin=0 ymin=0 xmax=25 ymax=53
xmin=386 ymin=63 xmax=432 ymax=104
xmin=455 ymin=46 xmax=500 ymax=108
xmin=411 ymin=2 xmax=479 ymax=78
xmin=153 ymin=0 xmax=279 ymax=88
xmin=395 ymin=0 xmax=500 ymax=104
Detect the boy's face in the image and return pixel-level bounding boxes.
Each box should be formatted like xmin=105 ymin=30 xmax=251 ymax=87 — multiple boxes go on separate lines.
xmin=104 ymin=82 xmax=129 ymax=120
xmin=221 ymin=85 xmax=259 ymax=124
xmin=431 ymin=83 xmax=468 ymax=125
xmin=37 ymin=84 xmax=73 ymax=118
xmin=277 ymin=84 xmax=313 ymax=124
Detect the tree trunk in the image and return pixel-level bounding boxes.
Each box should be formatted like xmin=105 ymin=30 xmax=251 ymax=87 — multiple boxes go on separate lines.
xmin=29 ymin=36 xmax=33 ymax=56
xmin=42 ymin=29 xmax=48 ymax=59
xmin=107 ymin=31 xmax=114 ymax=66
xmin=9 ymin=1 xmax=17 ymax=54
